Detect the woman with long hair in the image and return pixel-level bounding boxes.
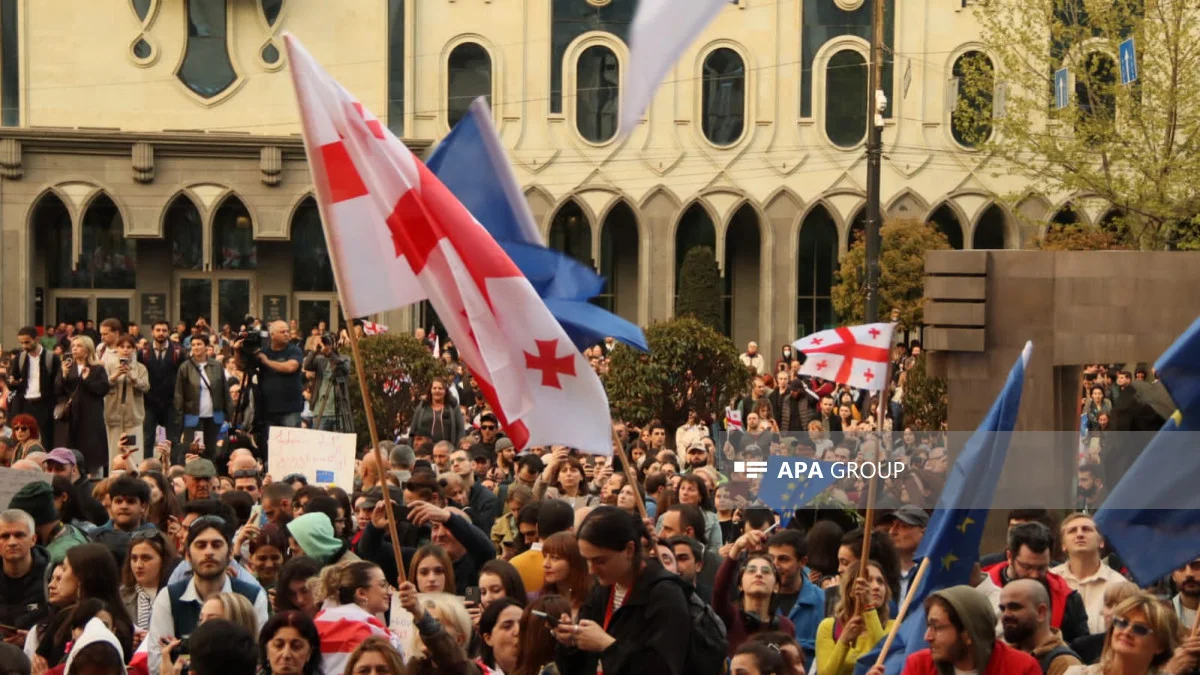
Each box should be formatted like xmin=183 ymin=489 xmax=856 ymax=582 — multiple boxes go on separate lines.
xmin=139 ymin=471 xmax=182 ymax=532
xmin=535 ymin=451 xmax=600 ymax=509
xmin=732 ymin=642 xmax=795 ymax=675
xmin=468 ymin=559 xmax=528 ymax=629
xmin=815 ymin=561 xmax=892 ymax=675
xmin=615 ymin=482 xmax=645 ymax=518
xmin=409 ymin=377 xmax=464 ymax=446
xmin=199 ymin=592 xmax=260 ymax=640
xmin=541 ymin=532 xmax=590 ymax=619
xmin=260 ymin=611 xmax=323 ymax=675
xmin=713 ymin=530 xmax=797 ymax=655
xmin=673 ymin=474 xmax=723 ymax=549
xmin=514 ymin=595 xmax=572 ymax=675
xmin=806 ymin=520 xmax=845 ymax=589
xmin=275 ymin=556 xmax=324 ymax=616
xmin=312 ymin=560 xmax=402 ymax=675
xmin=345 ymin=637 xmax=405 ymax=675
xmin=478 ymin=597 xmax=523 ymax=674
xmin=396 ymin=584 xmax=481 ymax=675
xmin=746 ymin=631 xmax=808 ymax=675
xmin=55 ymin=336 xmax=110 ymax=476
xmin=1063 ymin=593 xmax=1191 ymax=675
xmin=37 ymin=544 xmax=133 ymax=667
xmin=119 ymin=530 xmax=178 ymax=637
xmin=9 ymin=414 xmax=44 ymax=463
xmin=102 ymin=334 xmax=150 ymax=462
xmin=409 ymin=545 xmax=456 ymax=594
xmin=247 ymin=523 xmax=290 ymax=591
xmin=50 ymin=477 xmax=93 ymax=536
xmin=553 ymin=507 xmax=691 ymax=675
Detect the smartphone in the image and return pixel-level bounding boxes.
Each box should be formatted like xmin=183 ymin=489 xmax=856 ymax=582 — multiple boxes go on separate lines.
xmin=122 ymin=433 xmax=138 ymax=448
xmin=464 ymin=586 xmax=481 ymax=606
xmin=249 ymin=504 xmax=264 ymax=528
xmin=530 ymin=610 xmax=560 ymax=628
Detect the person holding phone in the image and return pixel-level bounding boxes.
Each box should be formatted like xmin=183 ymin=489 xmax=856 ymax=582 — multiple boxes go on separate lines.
xmin=55 ymin=336 xmax=110 ymax=477
xmin=103 ymin=334 xmax=149 ymax=466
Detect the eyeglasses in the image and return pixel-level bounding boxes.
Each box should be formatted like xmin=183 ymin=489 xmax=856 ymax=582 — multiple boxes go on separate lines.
xmin=480 ymin=425 xmax=497 ymax=431
xmin=12 ymin=427 xmax=28 ymax=432
xmin=1112 ymin=617 xmax=1154 ymax=638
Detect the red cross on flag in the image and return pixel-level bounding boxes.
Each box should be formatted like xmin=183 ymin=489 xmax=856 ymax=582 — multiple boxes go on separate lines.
xmin=792 ymin=322 xmax=895 ymax=391
xmin=285 ymin=34 xmax=613 ymax=455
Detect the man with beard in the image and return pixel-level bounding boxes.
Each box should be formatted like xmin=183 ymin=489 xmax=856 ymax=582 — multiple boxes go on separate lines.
xmin=867 ymin=585 xmax=1040 ymax=675
xmin=999 ymin=579 xmax=1081 ymax=675
xmin=1049 ymin=513 xmax=1124 ymax=635
xmin=147 ymin=517 xmax=269 ymax=674
xmin=983 ymin=522 xmax=1091 ymax=644
xmin=1074 ymin=464 xmax=1106 ymax=512
xmin=1172 ymin=557 xmax=1200 ymax=632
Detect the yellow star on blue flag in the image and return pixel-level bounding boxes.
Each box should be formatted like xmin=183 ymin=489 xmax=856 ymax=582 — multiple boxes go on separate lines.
xmin=757 ymin=457 xmax=840 ymax=522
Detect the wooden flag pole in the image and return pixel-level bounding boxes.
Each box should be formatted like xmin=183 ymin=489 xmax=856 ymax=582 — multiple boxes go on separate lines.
xmin=613 ymin=428 xmax=650 ymax=522
xmin=345 ymin=323 xmax=407 ymax=574
xmin=855 ymin=353 xmax=893 ymax=615
xmin=874 ymin=556 xmax=931 ymax=666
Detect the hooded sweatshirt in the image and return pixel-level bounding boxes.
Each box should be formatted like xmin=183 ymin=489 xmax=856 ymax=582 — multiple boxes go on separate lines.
xmin=64 ymin=618 xmax=127 ymax=675
xmin=900 ymin=585 xmax=1041 ymax=675
xmin=287 ymin=513 xmax=358 ymax=566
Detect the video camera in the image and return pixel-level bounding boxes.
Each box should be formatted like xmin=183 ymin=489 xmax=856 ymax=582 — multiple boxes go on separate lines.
xmin=237 ymin=314 xmax=269 ymax=358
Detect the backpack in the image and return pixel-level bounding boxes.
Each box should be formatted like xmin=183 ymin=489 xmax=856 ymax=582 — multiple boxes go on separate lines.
xmin=670 ymin=578 xmax=729 ymax=675
xmin=1036 ymin=643 xmax=1079 ymax=675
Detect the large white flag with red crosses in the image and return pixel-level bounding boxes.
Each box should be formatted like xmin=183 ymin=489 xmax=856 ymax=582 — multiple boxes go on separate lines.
xmin=792 ymin=323 xmax=895 ymax=391
xmin=284 ymin=34 xmax=613 ymax=455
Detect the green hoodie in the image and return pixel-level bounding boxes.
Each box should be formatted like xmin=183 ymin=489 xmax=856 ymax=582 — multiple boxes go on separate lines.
xmin=286 ymin=513 xmax=343 ymax=565
xmin=928 ymin=585 xmax=997 ymax=675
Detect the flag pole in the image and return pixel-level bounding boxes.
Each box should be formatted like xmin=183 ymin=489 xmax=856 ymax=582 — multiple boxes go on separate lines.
xmin=612 ymin=428 xmax=650 ymax=522
xmin=874 ymin=556 xmax=930 ymax=666
xmin=856 ymin=357 xmax=893 ymax=614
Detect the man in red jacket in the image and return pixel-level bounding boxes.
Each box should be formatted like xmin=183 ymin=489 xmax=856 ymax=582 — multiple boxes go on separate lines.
xmin=867 ymin=585 xmax=1041 ymax=675
xmin=983 ymin=522 xmax=1091 ymax=644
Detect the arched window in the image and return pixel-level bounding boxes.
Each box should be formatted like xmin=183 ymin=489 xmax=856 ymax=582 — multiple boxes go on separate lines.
xmin=549 ymin=200 xmax=593 ymax=268
xmin=974 ymin=204 xmax=1008 ymax=250
xmin=724 ymin=204 xmax=760 ymax=341
xmin=35 ymin=193 xmax=76 ymax=289
xmin=928 ymin=204 xmax=965 ymax=250
xmin=1076 ymin=52 xmax=1116 ymax=136
xmin=951 ymin=51 xmax=994 ymax=147
xmin=387 ymin=0 xmax=405 ymax=134
xmin=292 ymin=198 xmax=334 ymax=292
xmin=1051 ymin=205 xmax=1080 ymax=227
xmin=212 ymin=196 xmax=255 ymax=270
xmin=599 ymin=201 xmax=639 ymax=320
xmin=848 ymin=208 xmax=867 ymax=250
xmin=576 ymin=45 xmax=620 ymax=143
xmin=825 ymin=49 xmax=868 ymax=148
xmin=702 ymin=48 xmax=745 ymax=146
xmin=78 ymin=195 xmax=136 ymax=289
xmin=447 ymin=42 xmax=492 ymax=127
xmin=164 ymin=195 xmax=204 ymax=270
xmin=178 ymin=0 xmax=238 ymax=99
xmin=798 ymin=205 xmax=838 ymax=336
xmin=674 ymin=202 xmax=716 ymax=292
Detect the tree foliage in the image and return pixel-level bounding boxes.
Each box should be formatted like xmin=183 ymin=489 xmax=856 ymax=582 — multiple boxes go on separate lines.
xmin=1034 ymin=222 xmax=1131 ymax=250
xmin=603 ymin=316 xmax=752 ymax=434
xmin=902 ymin=354 xmax=948 ymax=431
xmin=965 ymin=0 xmax=1200 ymax=249
xmin=832 ymin=219 xmax=951 ymax=329
xmin=346 ymin=333 xmax=448 ymax=449
xmin=675 ymin=246 xmax=724 ymax=334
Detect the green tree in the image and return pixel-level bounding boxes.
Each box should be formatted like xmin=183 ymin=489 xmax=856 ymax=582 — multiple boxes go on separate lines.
xmin=832 ymin=219 xmax=951 ymax=329
xmin=902 ymin=354 xmax=947 ymax=431
xmin=603 ymin=316 xmax=751 ymax=435
xmin=675 ymin=246 xmax=724 ymax=334
xmin=964 ymin=0 xmax=1200 ymax=249
xmin=1034 ymin=222 xmax=1131 ymax=250
xmin=346 ymin=333 xmax=448 ymax=449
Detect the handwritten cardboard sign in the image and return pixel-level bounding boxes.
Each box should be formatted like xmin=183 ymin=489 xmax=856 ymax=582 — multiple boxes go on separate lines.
xmin=0 ymin=467 xmax=50 ymax=509
xmin=267 ymin=427 xmax=355 ymax=488
xmin=389 ymin=595 xmax=418 ymax=662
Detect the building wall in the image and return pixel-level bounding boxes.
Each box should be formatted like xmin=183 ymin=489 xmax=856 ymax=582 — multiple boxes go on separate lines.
xmin=0 ymin=0 xmax=1094 ymax=353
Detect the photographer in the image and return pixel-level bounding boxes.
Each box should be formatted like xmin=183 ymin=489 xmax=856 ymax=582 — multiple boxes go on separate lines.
xmin=302 ymin=335 xmax=349 ymax=432
xmin=103 ymin=334 xmax=149 ymax=462
xmin=245 ymin=321 xmax=303 ymax=461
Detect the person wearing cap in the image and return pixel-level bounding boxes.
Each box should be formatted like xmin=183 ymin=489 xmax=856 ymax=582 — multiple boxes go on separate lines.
xmin=286 ymin=512 xmax=360 ymax=567
xmin=41 ymin=449 xmax=107 ymax=526
xmin=879 ymin=505 xmax=928 ymax=600
xmin=181 ymin=459 xmax=217 ymax=502
xmin=146 ymin=516 xmax=268 ymax=675
xmin=7 ymin=481 xmax=87 ymax=564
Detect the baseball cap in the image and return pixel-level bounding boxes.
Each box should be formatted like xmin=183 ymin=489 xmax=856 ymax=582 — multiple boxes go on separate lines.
xmin=184 ymin=458 xmax=217 ymax=479
xmin=495 ymin=438 xmax=514 ymax=452
xmin=686 ymin=443 xmax=708 ymax=454
xmin=44 ymin=448 xmax=77 ymax=466
xmin=881 ymin=504 xmax=929 ymax=528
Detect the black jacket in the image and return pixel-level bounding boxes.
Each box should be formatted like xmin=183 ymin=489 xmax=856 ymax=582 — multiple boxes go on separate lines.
xmin=11 ymin=348 xmax=60 ymax=406
xmin=138 ymin=341 xmax=184 ymax=409
xmin=467 ymin=482 xmax=499 ymax=537
xmin=556 ymin=563 xmax=691 ymax=675
xmin=74 ymin=476 xmax=110 ymax=526
xmin=0 ymin=545 xmax=50 ymax=630
xmin=356 ymin=513 xmax=494 ymax=593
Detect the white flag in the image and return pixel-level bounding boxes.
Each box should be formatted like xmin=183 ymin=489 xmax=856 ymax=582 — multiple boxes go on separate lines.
xmin=793 ymin=323 xmax=895 ymax=391
xmin=619 ymin=0 xmax=730 ymax=139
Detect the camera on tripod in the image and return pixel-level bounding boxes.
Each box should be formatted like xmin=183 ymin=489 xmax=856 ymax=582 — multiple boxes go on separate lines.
xmin=237 ymin=314 xmax=269 ymax=360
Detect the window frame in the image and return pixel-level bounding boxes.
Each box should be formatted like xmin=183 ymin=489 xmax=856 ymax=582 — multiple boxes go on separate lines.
xmin=566 ymin=34 xmax=625 ymax=147
xmin=698 ymin=44 xmax=750 ymax=148
xmin=443 ymin=38 xmax=496 ymax=133
xmin=815 ymin=38 xmax=871 ymax=151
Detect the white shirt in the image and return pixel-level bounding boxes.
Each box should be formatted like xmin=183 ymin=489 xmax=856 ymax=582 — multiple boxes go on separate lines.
xmin=146 ymin=574 xmax=270 ymax=675
xmin=25 ymin=347 xmax=42 ymax=400
xmin=1050 ymin=560 xmax=1127 ymax=635
xmin=194 ymin=360 xmax=214 ymax=419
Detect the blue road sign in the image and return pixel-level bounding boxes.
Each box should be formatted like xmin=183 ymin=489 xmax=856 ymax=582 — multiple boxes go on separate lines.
xmin=1055 ymin=68 xmax=1070 ymax=109
xmin=1120 ymin=37 xmax=1138 ymax=85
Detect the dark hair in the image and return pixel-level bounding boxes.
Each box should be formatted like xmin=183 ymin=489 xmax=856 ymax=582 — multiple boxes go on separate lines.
xmin=517 ymin=502 xmax=540 ymax=528
xmin=189 ymin=333 xmax=208 ymax=347
xmin=479 ymin=559 xmax=529 ymax=607
xmin=65 ymin=545 xmax=129 ymax=623
xmin=924 ymin=594 xmax=965 ymax=632
xmin=479 ymin=598 xmax=525 ymax=670
xmin=518 ymin=454 xmax=545 ymax=475
xmin=262 ymin=482 xmax=296 ymax=504
xmin=745 ymin=632 xmax=806 ymax=673
xmin=676 ymin=474 xmax=714 ymax=511
xmin=220 ymin=490 xmax=255 ymax=526
xmin=326 ymin=487 xmax=354 ymax=537
xmin=514 ymin=595 xmax=571 ymax=675
xmin=107 ymin=474 xmax=150 ymax=505
xmin=274 ymin=557 xmax=323 ymax=613
xmin=1008 ymin=521 xmax=1054 ymax=556
xmin=304 ymin=495 xmax=341 ymax=531
xmin=744 ymin=508 xmax=775 ymax=531
xmin=1079 ymin=462 xmax=1104 ymax=482
xmin=99 ymin=318 xmax=122 ymax=333
xmin=16 ymin=326 xmax=37 ymax=340
xmin=840 ymin=527 xmax=902 ymax=601
xmin=541 ymin=532 xmax=591 ymax=609
xmin=805 ymin=520 xmax=844 ymax=577
xmin=51 ymin=476 xmax=88 ymax=526
xmin=152 ymin=320 xmax=170 ymax=330
xmin=537 ymin=499 xmax=576 ymax=540
xmin=403 ymin=470 xmax=441 ymax=503
xmin=667 ymin=504 xmax=708 ymax=546
xmin=248 ymin=523 xmax=289 ymax=557
xmin=733 ymin=642 xmax=790 ymax=675
xmin=186 ymin=514 xmax=232 ymax=550
xmin=141 ymin=471 xmax=183 ymax=530
xmin=259 ymin=611 xmax=322 ymax=675
xmin=547 ymin=457 xmax=586 ymax=495
xmin=66 ymin=642 xmax=124 ymax=675
xmin=295 ymin=485 xmax=327 ymax=506
xmin=121 ymin=530 xmax=178 ymax=591
xmin=0 ymin=643 xmax=29 ymax=675
xmin=577 ymin=506 xmax=646 ymax=560
xmin=767 ymin=529 xmax=808 ymax=561
xmin=190 ymin=618 xmax=257 ymax=675
xmin=55 ymin=598 xmax=114 ymax=647
xmin=667 ymin=535 xmax=703 ymax=563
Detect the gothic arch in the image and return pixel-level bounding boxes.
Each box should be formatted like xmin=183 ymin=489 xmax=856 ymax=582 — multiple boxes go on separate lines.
xmin=885 ymin=189 xmax=929 ymax=220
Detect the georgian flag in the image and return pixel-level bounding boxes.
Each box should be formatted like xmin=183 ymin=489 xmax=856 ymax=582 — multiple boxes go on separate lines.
xmin=285 ymin=34 xmax=613 ymax=455
xmin=793 ymin=323 xmax=895 ymax=391
xmin=361 ymin=320 xmax=388 ymax=336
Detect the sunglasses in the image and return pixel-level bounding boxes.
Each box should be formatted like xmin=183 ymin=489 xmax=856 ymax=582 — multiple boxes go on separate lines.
xmin=12 ymin=427 xmax=28 ymax=432
xmin=131 ymin=529 xmax=167 ymax=544
xmin=1112 ymin=617 xmax=1154 ymax=638
xmin=188 ymin=515 xmax=227 ymax=531
xmin=232 ymin=470 xmax=261 ymax=479
xmin=480 ymin=425 xmax=497 ymax=431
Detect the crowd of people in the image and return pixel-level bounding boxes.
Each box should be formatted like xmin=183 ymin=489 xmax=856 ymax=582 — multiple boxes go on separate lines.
xmin=0 ymin=320 xmax=1194 ymax=675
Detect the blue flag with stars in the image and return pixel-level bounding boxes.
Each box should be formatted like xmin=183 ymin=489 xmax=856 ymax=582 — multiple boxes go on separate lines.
xmin=756 ymin=457 xmax=841 ymax=519
xmin=855 ymin=342 xmax=1032 ymax=675
xmin=1096 ymin=316 xmax=1200 ymax=586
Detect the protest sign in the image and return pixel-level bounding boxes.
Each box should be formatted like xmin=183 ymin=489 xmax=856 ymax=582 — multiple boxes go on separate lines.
xmin=0 ymin=467 xmax=50 ymax=508
xmin=267 ymin=427 xmax=356 ymax=487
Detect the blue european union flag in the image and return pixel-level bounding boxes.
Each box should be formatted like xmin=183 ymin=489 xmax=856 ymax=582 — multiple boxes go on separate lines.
xmin=426 ymin=98 xmax=647 ymax=352
xmin=855 ymin=342 xmax=1031 ymax=675
xmin=756 ymin=457 xmax=840 ymax=517
xmin=1095 ymin=317 xmax=1200 ymax=586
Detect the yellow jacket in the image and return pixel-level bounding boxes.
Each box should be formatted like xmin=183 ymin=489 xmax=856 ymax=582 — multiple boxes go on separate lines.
xmin=815 ymin=611 xmax=893 ymax=675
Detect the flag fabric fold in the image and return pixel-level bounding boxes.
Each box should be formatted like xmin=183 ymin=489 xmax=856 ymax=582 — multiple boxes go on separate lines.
xmin=285 ymin=34 xmax=614 ymax=455
xmin=1095 ymin=317 xmax=1200 ymax=586
xmin=756 ymin=457 xmax=840 ymax=514
xmin=793 ymin=323 xmax=895 ymax=391
xmin=426 ymin=99 xmax=647 ymax=352
xmin=855 ymin=342 xmax=1032 ymax=675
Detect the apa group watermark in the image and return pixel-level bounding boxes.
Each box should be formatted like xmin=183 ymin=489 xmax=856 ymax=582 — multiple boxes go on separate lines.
xmin=733 ymin=459 xmax=908 ymax=481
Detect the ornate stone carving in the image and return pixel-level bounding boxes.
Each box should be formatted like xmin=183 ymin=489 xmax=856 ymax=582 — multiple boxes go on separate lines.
xmin=0 ymin=139 xmax=22 ymax=180
xmin=132 ymin=142 xmax=154 ymax=183
xmin=260 ymin=146 xmax=282 ymax=186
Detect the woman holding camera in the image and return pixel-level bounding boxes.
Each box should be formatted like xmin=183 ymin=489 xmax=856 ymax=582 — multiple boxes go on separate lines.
xmin=104 ymin=334 xmax=149 ymax=464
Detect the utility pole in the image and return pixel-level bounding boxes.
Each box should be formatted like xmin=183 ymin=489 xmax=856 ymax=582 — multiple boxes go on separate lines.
xmin=864 ymin=0 xmax=886 ymax=323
